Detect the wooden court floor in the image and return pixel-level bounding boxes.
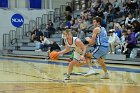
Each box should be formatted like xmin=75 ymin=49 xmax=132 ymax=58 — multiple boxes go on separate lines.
xmin=0 ymin=56 xmax=140 ymax=93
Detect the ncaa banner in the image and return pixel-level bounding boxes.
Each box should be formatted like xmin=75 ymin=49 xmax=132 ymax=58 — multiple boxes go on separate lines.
xmin=11 ymin=14 xmax=24 ymax=28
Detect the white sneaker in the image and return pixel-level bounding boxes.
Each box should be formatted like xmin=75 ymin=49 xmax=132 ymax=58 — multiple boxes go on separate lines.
xmin=101 ymin=73 xmax=109 ymax=79
xmin=64 ymin=74 xmax=70 ymax=80
xmin=84 ymin=69 xmax=97 ymax=77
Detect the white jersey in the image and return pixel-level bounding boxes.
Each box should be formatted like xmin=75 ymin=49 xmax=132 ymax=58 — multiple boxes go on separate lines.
xmin=64 ymin=37 xmax=82 ymax=54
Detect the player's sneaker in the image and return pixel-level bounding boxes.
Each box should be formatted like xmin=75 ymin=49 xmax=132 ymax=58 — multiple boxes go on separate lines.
xmin=64 ymin=74 xmax=70 ymax=80
xmin=84 ymin=69 xmax=97 ymax=77
xmin=100 ymin=73 xmax=109 ymax=79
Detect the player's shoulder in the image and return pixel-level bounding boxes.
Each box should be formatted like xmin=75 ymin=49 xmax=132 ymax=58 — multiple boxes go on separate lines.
xmin=94 ymin=27 xmax=100 ymax=30
xmin=75 ymin=38 xmax=81 ymax=42
xmin=94 ymin=27 xmax=101 ymax=33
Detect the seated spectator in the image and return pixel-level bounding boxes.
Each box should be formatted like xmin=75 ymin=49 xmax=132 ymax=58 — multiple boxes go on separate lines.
xmin=31 ymin=27 xmax=43 ymax=42
xmin=126 ymin=29 xmax=137 ymax=57
xmin=114 ymin=23 xmax=122 ymax=38
xmin=79 ymin=18 xmax=87 ymax=35
xmin=125 ymin=13 xmax=135 ymax=29
xmin=95 ymin=8 xmax=106 ymax=27
xmin=125 ymin=0 xmax=137 ymax=13
xmin=50 ymin=41 xmax=61 ymax=52
xmin=65 ymin=5 xmax=72 ymax=13
xmin=120 ymin=15 xmax=126 ymax=26
xmin=65 ymin=21 xmax=71 ymax=29
xmin=131 ymin=20 xmax=140 ymax=33
xmin=64 ymin=11 xmax=72 ymax=21
xmin=77 ymin=28 xmax=85 ymax=43
xmin=47 ymin=20 xmax=55 ymax=34
xmin=108 ymin=29 xmax=121 ymax=54
xmin=113 ymin=0 xmax=120 ymax=13
xmin=35 ymin=35 xmax=51 ymax=51
xmin=95 ymin=7 xmax=105 ymax=19
xmin=44 ymin=20 xmax=55 ymax=38
xmin=71 ymin=19 xmax=80 ymax=31
xmin=120 ymin=30 xmax=128 ymax=53
xmin=106 ymin=4 xmax=116 ymax=22
xmin=104 ymin=0 xmax=112 ymax=12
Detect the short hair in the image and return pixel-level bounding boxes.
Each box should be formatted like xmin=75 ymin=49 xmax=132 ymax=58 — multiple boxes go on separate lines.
xmin=93 ymin=17 xmax=102 ymax=24
xmin=62 ymin=29 xmax=72 ymax=35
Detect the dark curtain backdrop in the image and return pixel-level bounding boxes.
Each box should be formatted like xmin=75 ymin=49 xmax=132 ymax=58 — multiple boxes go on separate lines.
xmin=0 ymin=0 xmax=8 ymax=8
xmin=29 ymin=0 xmax=41 ymax=9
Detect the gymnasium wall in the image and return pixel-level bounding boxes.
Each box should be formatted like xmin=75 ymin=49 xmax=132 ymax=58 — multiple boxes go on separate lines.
xmin=0 ymin=8 xmax=52 ymax=50
xmin=0 ymin=0 xmax=68 ymax=50
xmin=52 ymin=0 xmax=68 ymax=9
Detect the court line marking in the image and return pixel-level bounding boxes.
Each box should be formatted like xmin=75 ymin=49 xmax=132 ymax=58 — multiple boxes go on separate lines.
xmin=0 ymin=57 xmax=140 ymax=73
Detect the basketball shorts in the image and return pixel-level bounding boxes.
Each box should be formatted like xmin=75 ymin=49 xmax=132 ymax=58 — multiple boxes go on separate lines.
xmin=90 ymin=46 xmax=109 ymax=59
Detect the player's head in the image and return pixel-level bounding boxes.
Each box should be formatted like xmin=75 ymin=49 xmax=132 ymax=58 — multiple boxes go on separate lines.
xmin=63 ymin=29 xmax=72 ymax=39
xmin=93 ymin=17 xmax=102 ymax=27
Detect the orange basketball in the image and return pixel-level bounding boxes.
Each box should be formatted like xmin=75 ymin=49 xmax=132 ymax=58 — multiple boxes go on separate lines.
xmin=49 ymin=51 xmax=59 ymax=60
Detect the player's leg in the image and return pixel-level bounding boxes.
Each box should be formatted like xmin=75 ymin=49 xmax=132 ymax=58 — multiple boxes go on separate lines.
xmin=98 ymin=57 xmax=109 ymax=79
xmin=64 ymin=52 xmax=93 ymax=79
xmin=90 ymin=46 xmax=109 ymax=79
xmin=84 ymin=52 xmax=99 ymax=76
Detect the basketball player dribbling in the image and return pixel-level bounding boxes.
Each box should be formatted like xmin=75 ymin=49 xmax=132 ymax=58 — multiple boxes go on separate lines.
xmin=58 ymin=29 xmax=96 ymax=80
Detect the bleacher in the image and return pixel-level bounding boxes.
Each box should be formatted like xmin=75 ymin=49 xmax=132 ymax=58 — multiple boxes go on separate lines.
xmin=2 ymin=1 xmax=140 ymax=65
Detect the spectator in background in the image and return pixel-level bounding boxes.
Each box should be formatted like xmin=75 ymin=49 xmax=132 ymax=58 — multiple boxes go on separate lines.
xmin=64 ymin=11 xmax=72 ymax=21
xmin=35 ymin=35 xmax=51 ymax=51
xmin=65 ymin=5 xmax=72 ymax=13
xmin=131 ymin=20 xmax=140 ymax=33
xmin=126 ymin=0 xmax=137 ymax=13
xmin=77 ymin=28 xmax=85 ymax=43
xmin=114 ymin=23 xmax=122 ymax=38
xmin=50 ymin=41 xmax=61 ymax=52
xmin=113 ymin=0 xmax=120 ymax=13
xmin=31 ymin=27 xmax=43 ymax=42
xmin=47 ymin=20 xmax=55 ymax=34
xmin=71 ymin=19 xmax=80 ymax=31
xmin=91 ymin=0 xmax=99 ymax=10
xmin=79 ymin=18 xmax=87 ymax=35
xmin=95 ymin=7 xmax=105 ymax=18
xmin=126 ymin=29 xmax=137 ymax=56
xmin=120 ymin=30 xmax=128 ymax=53
xmin=108 ymin=29 xmax=121 ymax=54
xmin=125 ymin=13 xmax=135 ymax=29
xmin=65 ymin=20 xmax=71 ymax=29
xmin=44 ymin=20 xmax=55 ymax=38
xmin=120 ymin=15 xmax=126 ymax=26
xmin=106 ymin=4 xmax=115 ymax=22
xmin=104 ymin=0 xmax=112 ymax=12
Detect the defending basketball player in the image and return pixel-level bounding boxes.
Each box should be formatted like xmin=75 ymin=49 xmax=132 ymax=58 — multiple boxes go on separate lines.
xmin=85 ymin=17 xmax=109 ymax=79
xmin=58 ymin=29 xmax=96 ymax=80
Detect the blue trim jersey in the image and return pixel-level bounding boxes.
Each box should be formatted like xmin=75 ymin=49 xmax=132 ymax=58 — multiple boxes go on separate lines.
xmin=96 ymin=27 xmax=109 ymax=47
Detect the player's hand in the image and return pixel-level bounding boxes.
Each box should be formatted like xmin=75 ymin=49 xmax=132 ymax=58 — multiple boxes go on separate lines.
xmin=80 ymin=55 xmax=86 ymax=63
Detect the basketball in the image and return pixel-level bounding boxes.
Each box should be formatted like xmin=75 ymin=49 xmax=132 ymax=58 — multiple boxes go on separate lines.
xmin=49 ymin=51 xmax=59 ymax=60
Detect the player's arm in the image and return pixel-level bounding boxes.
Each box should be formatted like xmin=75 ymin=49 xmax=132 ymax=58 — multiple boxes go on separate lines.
xmin=58 ymin=44 xmax=70 ymax=55
xmin=75 ymin=38 xmax=86 ymax=57
xmin=87 ymin=27 xmax=100 ymax=46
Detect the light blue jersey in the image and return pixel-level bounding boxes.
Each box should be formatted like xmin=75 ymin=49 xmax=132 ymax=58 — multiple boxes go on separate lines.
xmin=96 ymin=27 xmax=109 ymax=47
xmin=90 ymin=26 xmax=109 ymax=59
